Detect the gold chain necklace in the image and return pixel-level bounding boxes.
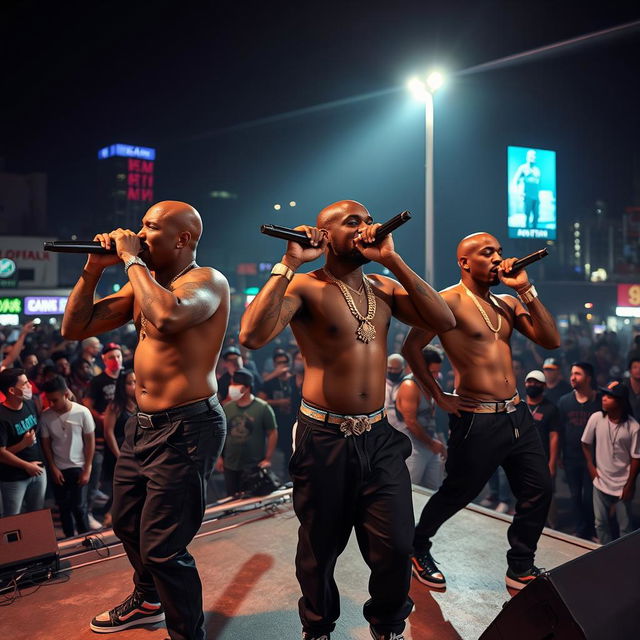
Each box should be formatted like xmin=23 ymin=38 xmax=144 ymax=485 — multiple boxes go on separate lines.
xmin=140 ymin=261 xmax=197 ymax=339
xmin=323 ymin=267 xmax=377 ymax=343
xmin=460 ymin=281 xmax=502 ymax=340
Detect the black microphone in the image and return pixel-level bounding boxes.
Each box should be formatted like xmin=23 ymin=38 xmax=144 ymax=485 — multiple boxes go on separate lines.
xmin=511 ymin=248 xmax=548 ymax=271
xmin=260 ymin=210 xmax=412 ymax=247
xmin=43 ymin=240 xmax=148 ymax=255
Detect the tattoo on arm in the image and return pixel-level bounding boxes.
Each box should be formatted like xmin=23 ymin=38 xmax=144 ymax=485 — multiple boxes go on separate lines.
xmin=93 ymin=299 xmax=127 ymax=322
xmin=279 ymin=297 xmax=297 ymax=328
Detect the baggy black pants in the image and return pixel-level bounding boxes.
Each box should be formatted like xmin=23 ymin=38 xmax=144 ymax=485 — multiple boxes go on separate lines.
xmin=52 ymin=466 xmax=89 ymax=538
xmin=290 ymin=410 xmax=415 ymax=636
xmin=112 ymin=398 xmax=226 ymax=640
xmin=414 ymin=402 xmax=552 ymax=572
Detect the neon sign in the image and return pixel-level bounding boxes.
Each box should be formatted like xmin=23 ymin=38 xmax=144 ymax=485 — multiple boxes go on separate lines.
xmin=98 ymin=144 xmax=156 ymax=161
xmin=24 ymin=296 xmax=68 ymax=315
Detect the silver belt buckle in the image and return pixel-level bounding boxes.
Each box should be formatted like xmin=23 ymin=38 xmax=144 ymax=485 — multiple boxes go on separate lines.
xmin=137 ymin=413 xmax=154 ymax=429
xmin=339 ymin=416 xmax=372 ymax=438
xmin=505 ymin=399 xmax=517 ymax=413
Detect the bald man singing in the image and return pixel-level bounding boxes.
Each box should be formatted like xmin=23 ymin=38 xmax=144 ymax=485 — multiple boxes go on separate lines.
xmin=62 ymin=201 xmax=229 ymax=640
xmin=240 ymin=201 xmax=454 ymax=640
xmin=403 ymin=232 xmax=560 ymax=591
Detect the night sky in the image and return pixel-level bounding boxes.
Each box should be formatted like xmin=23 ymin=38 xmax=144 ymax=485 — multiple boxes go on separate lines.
xmin=2 ymin=1 xmax=640 ymax=287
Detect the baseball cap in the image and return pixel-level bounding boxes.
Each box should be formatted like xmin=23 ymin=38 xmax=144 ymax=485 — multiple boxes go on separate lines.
xmin=542 ymin=358 xmax=560 ymax=370
xmin=525 ymin=370 xmax=546 ymax=384
xmin=102 ymin=342 xmax=122 ymax=355
xmin=223 ymin=346 xmax=242 ymax=359
xmin=232 ymin=368 xmax=254 ymax=388
xmin=599 ymin=379 xmax=629 ymax=400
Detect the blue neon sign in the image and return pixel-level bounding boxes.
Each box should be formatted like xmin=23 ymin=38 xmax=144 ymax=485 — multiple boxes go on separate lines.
xmin=97 ymin=144 xmax=156 ymax=161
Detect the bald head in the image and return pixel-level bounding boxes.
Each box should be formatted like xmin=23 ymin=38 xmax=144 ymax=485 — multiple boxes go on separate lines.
xmin=456 ymin=232 xmax=498 ymax=263
xmin=316 ymin=200 xmax=370 ymax=229
xmin=147 ymin=200 xmax=202 ymax=249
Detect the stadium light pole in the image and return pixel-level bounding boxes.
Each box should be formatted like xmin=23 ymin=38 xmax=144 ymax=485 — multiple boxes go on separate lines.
xmin=408 ymin=71 xmax=445 ymax=285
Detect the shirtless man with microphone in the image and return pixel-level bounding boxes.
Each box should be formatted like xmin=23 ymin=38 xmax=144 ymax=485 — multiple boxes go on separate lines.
xmin=403 ymin=232 xmax=560 ymax=592
xmin=62 ymin=200 xmax=229 ymax=640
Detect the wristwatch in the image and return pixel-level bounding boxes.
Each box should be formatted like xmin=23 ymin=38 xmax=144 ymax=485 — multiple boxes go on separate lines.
xmin=518 ymin=284 xmax=538 ymax=305
xmin=123 ymin=255 xmax=147 ymax=274
xmin=270 ymin=262 xmax=295 ymax=282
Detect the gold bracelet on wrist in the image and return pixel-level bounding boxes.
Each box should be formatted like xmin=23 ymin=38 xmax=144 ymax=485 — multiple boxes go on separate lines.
xmin=518 ymin=284 xmax=538 ymax=305
xmin=270 ymin=262 xmax=295 ymax=282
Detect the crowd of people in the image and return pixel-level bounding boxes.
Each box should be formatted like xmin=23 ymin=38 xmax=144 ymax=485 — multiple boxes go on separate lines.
xmin=0 ymin=310 xmax=638 ymax=545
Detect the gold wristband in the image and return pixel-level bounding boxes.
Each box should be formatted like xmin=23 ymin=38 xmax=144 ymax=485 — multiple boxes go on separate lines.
xmin=270 ymin=262 xmax=295 ymax=282
xmin=518 ymin=284 xmax=538 ymax=305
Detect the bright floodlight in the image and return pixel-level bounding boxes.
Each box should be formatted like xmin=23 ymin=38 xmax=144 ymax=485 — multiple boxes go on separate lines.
xmin=289 ymin=201 xmax=296 ymax=207
xmin=407 ymin=76 xmax=428 ymax=101
xmin=274 ymin=203 xmax=281 ymax=210
xmin=426 ymin=71 xmax=445 ymax=91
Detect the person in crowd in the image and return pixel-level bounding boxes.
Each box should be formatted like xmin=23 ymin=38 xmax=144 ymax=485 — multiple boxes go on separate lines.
xmin=404 ymin=232 xmax=560 ymax=592
xmin=240 ymin=199 xmax=454 ymax=640
xmin=239 ymin=345 xmax=263 ymax=390
xmin=62 ymin=200 xmax=229 ymax=639
xmin=83 ymin=341 xmax=124 ymax=522
xmin=0 ymin=368 xmax=46 ymax=515
xmin=217 ymin=346 xmax=243 ymax=403
xmin=80 ymin=336 xmax=103 ymax=376
xmin=524 ymin=370 xmax=561 ymax=527
xmin=258 ymin=350 xmax=297 ymax=470
xmin=68 ymin=358 xmax=94 ymax=403
xmin=581 ymin=380 xmax=640 ymax=544
xmin=394 ymin=346 xmax=446 ymax=489
xmin=1 ymin=321 xmax=36 ymax=372
xmin=542 ymin=357 xmax=572 ymax=404
xmin=217 ymin=368 xmax=278 ymax=496
xmin=557 ymin=362 xmax=601 ymax=539
xmin=623 ymin=357 xmax=640 ymax=419
xmin=260 ymin=346 xmax=289 ymax=383
xmin=385 ymin=353 xmax=406 ymax=429
xmin=21 ymin=351 xmax=38 ymax=370
xmin=102 ymin=369 xmax=138 ymax=527
xmin=39 ymin=375 xmax=95 ymax=538
xmin=52 ymin=351 xmax=72 ymax=382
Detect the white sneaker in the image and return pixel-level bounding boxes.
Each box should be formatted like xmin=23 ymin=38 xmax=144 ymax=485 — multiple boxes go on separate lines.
xmin=495 ymin=502 xmax=510 ymax=513
xmin=88 ymin=514 xmax=103 ymax=530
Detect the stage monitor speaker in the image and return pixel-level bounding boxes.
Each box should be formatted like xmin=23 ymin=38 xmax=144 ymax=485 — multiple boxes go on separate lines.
xmin=0 ymin=508 xmax=58 ymax=577
xmin=480 ymin=530 xmax=640 ymax=640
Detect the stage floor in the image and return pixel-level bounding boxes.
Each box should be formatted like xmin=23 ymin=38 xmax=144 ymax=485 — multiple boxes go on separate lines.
xmin=4 ymin=488 xmax=595 ymax=640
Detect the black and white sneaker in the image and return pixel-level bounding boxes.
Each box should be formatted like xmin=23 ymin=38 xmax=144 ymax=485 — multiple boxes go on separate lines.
xmin=505 ymin=565 xmax=545 ymax=590
xmin=370 ymin=628 xmax=405 ymax=640
xmin=90 ymin=590 xmax=165 ymax=633
xmin=411 ymin=550 xmax=446 ymax=588
xmin=302 ymin=633 xmax=330 ymax=640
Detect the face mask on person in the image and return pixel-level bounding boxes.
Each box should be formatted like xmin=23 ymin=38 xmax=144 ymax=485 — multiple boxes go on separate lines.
xmin=387 ymin=371 xmax=404 ymax=383
xmin=228 ymin=385 xmax=245 ymax=402
xmin=525 ymin=385 xmax=544 ymax=399
xmin=18 ymin=385 xmax=33 ymax=401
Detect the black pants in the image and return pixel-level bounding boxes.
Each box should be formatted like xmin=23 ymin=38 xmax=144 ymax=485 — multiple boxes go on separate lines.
xmin=414 ymin=402 xmax=551 ymax=572
xmin=291 ymin=411 xmax=414 ymax=636
xmin=112 ymin=399 xmax=226 ymax=640
xmin=223 ymin=467 xmax=243 ymax=496
xmin=564 ymin=458 xmax=595 ymax=539
xmin=52 ymin=466 xmax=89 ymax=538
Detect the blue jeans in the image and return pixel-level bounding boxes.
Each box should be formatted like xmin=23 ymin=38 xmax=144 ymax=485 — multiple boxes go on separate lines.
xmin=593 ymin=486 xmax=634 ymax=545
xmin=0 ymin=473 xmax=47 ymax=515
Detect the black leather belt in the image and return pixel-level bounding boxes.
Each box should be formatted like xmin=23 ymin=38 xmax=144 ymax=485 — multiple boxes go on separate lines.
xmin=137 ymin=395 xmax=219 ymax=429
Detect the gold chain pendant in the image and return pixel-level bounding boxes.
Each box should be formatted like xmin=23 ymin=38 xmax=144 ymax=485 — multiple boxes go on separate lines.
xmin=356 ymin=319 xmax=376 ymax=343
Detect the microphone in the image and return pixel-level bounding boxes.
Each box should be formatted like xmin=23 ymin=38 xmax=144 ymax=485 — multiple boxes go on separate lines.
xmin=43 ymin=240 xmax=148 ymax=255
xmin=260 ymin=210 xmax=412 ymax=247
xmin=511 ymin=248 xmax=548 ymax=271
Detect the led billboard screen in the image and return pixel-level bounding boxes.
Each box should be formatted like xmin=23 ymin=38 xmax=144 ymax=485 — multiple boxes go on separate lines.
xmin=507 ymin=146 xmax=556 ymax=239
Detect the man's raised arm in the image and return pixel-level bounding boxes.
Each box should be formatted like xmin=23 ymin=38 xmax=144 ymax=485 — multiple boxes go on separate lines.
xmin=62 ymin=250 xmax=134 ymax=340
xmin=240 ymin=226 xmax=325 ymax=349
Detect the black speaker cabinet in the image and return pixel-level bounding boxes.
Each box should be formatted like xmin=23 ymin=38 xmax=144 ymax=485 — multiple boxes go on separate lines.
xmin=480 ymin=530 xmax=640 ymax=640
xmin=0 ymin=509 xmax=58 ymax=580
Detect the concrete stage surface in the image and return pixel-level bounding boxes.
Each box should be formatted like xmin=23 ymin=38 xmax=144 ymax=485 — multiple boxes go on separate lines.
xmin=3 ymin=487 xmax=596 ymax=640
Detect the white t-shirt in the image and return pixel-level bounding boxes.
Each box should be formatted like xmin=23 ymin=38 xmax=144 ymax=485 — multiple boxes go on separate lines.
xmin=39 ymin=402 xmax=95 ymax=470
xmin=581 ymin=412 xmax=640 ymax=497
